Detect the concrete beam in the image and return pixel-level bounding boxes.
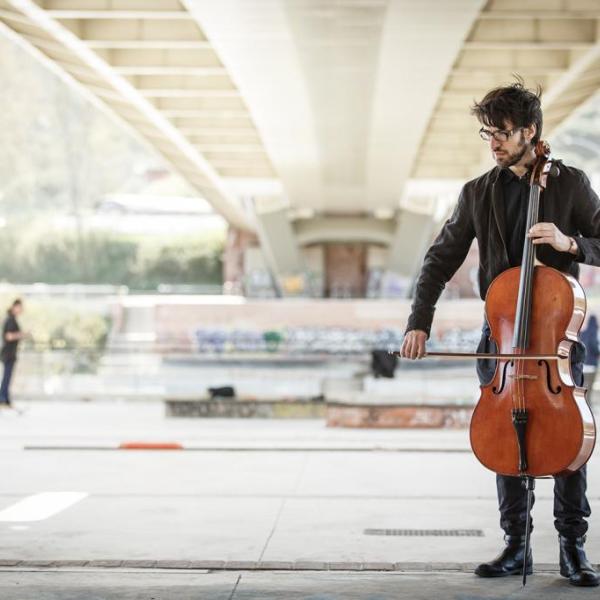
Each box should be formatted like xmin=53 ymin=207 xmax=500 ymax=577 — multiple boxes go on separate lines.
xmin=386 ymin=209 xmax=436 ymax=279
xmin=295 ymin=217 xmax=395 ymax=247
xmin=415 ymin=1 xmax=600 ymax=181
xmin=46 ymin=11 xmax=194 ymax=20
xmin=43 ymin=0 xmax=183 ymax=10
xmin=252 ymin=198 xmax=309 ymax=297
xmin=366 ymin=0 xmax=484 ymax=210
xmin=85 ymin=40 xmax=211 ymax=49
xmin=183 ymin=0 xmax=324 ymax=212
xmin=2 ymin=0 xmax=254 ymax=230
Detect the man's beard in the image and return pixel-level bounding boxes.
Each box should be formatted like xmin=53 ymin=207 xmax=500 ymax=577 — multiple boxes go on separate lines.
xmin=493 ymin=139 xmax=529 ymax=168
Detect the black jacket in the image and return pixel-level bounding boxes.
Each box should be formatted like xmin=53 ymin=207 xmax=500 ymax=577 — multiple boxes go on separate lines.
xmin=406 ymin=162 xmax=600 ymax=337
xmin=1 ymin=313 xmax=20 ymax=363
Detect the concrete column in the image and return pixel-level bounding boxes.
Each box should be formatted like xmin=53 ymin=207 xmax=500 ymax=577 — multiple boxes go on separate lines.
xmin=324 ymin=243 xmax=367 ymax=298
xmin=253 ymin=198 xmax=310 ymax=297
xmin=223 ymin=227 xmax=258 ymax=295
xmin=386 ymin=209 xmax=436 ymax=295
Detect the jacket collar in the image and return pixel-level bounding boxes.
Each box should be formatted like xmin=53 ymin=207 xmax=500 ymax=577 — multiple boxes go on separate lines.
xmin=490 ymin=165 xmax=503 ymax=184
xmin=490 ymin=167 xmax=509 ymax=263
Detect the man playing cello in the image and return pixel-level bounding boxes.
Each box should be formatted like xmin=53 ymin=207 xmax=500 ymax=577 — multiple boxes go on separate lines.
xmin=401 ymin=80 xmax=600 ymax=587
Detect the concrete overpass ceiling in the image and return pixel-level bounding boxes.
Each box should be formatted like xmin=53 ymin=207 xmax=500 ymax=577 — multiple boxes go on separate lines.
xmin=0 ymin=0 xmax=283 ymax=230
xmin=366 ymin=0 xmax=484 ymax=211
xmin=295 ymin=215 xmax=396 ymax=246
xmin=182 ymin=0 xmax=326 ymax=212
xmin=283 ymin=0 xmax=388 ymax=213
xmin=186 ymin=0 xmax=483 ymax=215
xmin=1 ymin=0 xmax=598 ymax=260
xmin=414 ymin=0 xmax=600 ymax=181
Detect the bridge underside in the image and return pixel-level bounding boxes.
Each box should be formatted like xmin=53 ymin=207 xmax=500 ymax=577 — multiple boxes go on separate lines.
xmin=1 ymin=0 xmax=598 ymax=296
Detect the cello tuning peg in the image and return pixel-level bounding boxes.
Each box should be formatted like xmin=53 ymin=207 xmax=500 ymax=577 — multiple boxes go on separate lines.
xmin=548 ymin=163 xmax=560 ymax=178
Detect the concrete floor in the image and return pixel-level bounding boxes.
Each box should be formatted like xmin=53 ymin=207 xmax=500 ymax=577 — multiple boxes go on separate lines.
xmin=0 ymin=401 xmax=599 ymax=598
xmin=0 ymin=570 xmax=589 ymax=600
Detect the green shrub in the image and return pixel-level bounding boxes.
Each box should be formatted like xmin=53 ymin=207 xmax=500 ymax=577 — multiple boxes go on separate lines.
xmin=0 ymin=224 xmax=224 ymax=289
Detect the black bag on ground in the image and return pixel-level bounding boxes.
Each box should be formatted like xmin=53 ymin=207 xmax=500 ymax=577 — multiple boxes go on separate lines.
xmin=208 ymin=386 xmax=236 ymax=399
xmin=371 ymin=350 xmax=397 ymax=378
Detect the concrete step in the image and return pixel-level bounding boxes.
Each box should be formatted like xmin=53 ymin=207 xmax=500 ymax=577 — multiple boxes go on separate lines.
xmin=0 ymin=566 xmax=586 ymax=600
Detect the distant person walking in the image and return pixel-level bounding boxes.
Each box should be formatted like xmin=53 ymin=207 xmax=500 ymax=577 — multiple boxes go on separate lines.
xmin=581 ymin=314 xmax=599 ymax=405
xmin=0 ymin=299 xmax=25 ymax=407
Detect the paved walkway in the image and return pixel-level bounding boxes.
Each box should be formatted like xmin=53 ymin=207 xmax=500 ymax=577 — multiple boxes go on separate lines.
xmin=0 ymin=568 xmax=588 ymax=599
xmin=0 ymin=401 xmax=598 ymax=599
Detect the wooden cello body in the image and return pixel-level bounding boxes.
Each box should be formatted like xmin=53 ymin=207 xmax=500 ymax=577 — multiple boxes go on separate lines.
xmin=469 ymin=142 xmax=596 ymax=478
xmin=470 ymin=266 xmax=595 ymax=476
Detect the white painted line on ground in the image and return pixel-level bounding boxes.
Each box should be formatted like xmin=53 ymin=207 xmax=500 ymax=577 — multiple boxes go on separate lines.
xmin=0 ymin=492 xmax=88 ymax=522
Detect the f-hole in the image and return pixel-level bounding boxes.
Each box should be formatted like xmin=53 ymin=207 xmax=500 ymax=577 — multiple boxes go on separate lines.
xmin=538 ymin=360 xmax=562 ymax=394
xmin=493 ymin=360 xmax=513 ymax=395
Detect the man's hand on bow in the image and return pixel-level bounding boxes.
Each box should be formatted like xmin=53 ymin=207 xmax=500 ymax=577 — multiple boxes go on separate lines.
xmin=400 ymin=330 xmax=427 ymax=360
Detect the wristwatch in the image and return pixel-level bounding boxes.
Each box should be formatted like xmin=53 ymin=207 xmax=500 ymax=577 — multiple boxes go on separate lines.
xmin=568 ymin=236 xmax=578 ymax=255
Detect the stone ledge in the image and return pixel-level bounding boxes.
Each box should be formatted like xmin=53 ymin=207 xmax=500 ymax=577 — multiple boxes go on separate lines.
xmin=258 ymin=561 xmax=295 ymax=570
xmin=326 ymin=403 xmax=473 ymax=428
xmin=156 ymin=560 xmax=193 ymax=569
xmin=123 ymin=560 xmax=157 ymax=568
xmin=165 ymin=398 xmax=325 ymax=419
xmin=88 ymin=560 xmax=124 ymax=568
xmin=292 ymin=561 xmax=328 ymax=570
xmin=221 ymin=561 xmax=259 ymax=570
xmin=0 ymin=560 xmax=574 ymax=572
xmin=188 ymin=560 xmax=224 ymax=569
xmin=49 ymin=560 xmax=89 ymax=568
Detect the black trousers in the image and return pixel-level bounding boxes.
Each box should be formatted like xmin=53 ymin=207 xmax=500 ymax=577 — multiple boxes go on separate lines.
xmin=476 ymin=324 xmax=591 ymax=539
xmin=0 ymin=359 xmax=15 ymax=404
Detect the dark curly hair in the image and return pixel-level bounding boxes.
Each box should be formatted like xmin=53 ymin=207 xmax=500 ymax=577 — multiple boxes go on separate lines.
xmin=471 ymin=76 xmax=543 ymax=145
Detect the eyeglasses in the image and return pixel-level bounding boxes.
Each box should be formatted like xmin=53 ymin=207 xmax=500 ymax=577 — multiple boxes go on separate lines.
xmin=479 ymin=127 xmax=522 ymax=142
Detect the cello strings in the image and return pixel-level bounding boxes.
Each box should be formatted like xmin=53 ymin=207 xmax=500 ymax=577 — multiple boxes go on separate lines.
xmin=515 ymin=183 xmax=540 ymax=412
xmin=529 ymin=186 xmax=541 ymax=409
xmin=522 ymin=185 xmax=540 ymax=411
xmin=519 ymin=185 xmax=535 ymax=411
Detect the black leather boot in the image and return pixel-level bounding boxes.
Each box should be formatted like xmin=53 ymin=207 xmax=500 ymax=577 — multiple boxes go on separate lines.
xmin=559 ymin=535 xmax=599 ymax=587
xmin=475 ymin=535 xmax=532 ymax=577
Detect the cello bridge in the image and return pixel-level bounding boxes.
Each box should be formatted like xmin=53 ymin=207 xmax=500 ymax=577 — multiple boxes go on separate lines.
xmin=509 ymin=374 xmax=538 ymax=381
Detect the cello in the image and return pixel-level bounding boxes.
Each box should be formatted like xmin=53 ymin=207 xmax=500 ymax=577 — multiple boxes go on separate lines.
xmin=393 ymin=140 xmax=596 ymax=585
xmin=470 ymin=142 xmax=595 ymax=478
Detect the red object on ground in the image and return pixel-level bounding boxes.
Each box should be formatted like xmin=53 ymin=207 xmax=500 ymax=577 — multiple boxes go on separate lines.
xmin=119 ymin=442 xmax=183 ymax=450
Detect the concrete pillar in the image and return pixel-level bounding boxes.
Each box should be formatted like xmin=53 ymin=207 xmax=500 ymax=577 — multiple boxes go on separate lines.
xmin=253 ymin=198 xmax=310 ymax=297
xmin=387 ymin=209 xmax=435 ymax=279
xmin=324 ymin=243 xmax=367 ymax=298
xmin=223 ymin=227 xmax=258 ymax=295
